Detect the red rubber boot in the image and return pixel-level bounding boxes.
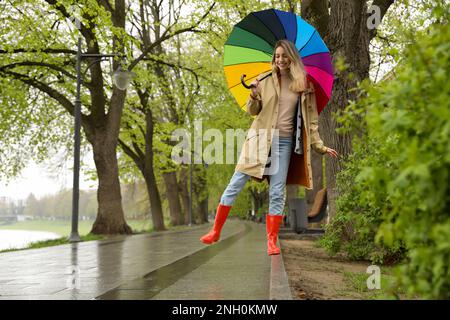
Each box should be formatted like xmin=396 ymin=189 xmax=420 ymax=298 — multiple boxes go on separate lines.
xmin=200 ymin=204 xmax=232 ymax=244
xmin=266 ymin=214 xmax=283 ymax=255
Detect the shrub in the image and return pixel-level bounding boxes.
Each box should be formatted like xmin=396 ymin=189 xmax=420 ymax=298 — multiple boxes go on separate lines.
xmin=321 ymin=20 xmax=449 ymax=299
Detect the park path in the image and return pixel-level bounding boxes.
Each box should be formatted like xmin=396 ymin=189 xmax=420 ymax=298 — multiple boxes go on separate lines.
xmin=0 ymin=219 xmax=292 ymax=300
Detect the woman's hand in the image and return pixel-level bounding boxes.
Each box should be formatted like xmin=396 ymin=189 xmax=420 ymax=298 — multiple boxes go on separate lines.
xmin=250 ymin=79 xmax=260 ymax=98
xmin=325 ymin=147 xmax=338 ymax=158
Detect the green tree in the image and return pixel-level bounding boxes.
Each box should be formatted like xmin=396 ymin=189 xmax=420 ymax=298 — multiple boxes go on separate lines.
xmin=112 ymin=0 xmax=216 ymax=230
xmin=23 ymin=193 xmax=44 ymax=217
xmin=0 ymin=0 xmax=134 ymax=234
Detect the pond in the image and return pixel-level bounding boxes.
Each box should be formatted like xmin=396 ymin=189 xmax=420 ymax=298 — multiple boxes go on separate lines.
xmin=0 ymin=230 xmax=61 ymax=251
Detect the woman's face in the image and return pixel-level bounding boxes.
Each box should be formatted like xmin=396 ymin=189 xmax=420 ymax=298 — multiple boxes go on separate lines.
xmin=275 ymin=46 xmax=291 ymax=71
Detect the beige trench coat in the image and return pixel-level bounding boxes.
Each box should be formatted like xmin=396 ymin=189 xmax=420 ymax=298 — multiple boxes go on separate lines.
xmin=235 ymin=71 xmax=328 ymax=190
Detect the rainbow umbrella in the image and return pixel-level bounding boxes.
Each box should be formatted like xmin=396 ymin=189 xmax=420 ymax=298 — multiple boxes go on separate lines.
xmin=223 ymin=9 xmax=334 ymax=115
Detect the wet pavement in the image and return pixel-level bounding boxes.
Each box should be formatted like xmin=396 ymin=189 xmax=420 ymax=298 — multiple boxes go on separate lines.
xmin=0 ymin=219 xmax=292 ymax=300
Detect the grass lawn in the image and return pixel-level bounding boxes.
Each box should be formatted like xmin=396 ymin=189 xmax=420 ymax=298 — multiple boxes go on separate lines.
xmin=0 ymin=219 xmax=160 ymax=237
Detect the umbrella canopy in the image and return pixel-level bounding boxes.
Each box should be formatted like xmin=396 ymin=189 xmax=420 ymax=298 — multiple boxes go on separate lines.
xmin=223 ymin=9 xmax=334 ymax=115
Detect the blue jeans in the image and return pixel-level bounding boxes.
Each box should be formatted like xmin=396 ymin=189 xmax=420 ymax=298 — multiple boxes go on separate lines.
xmin=220 ymin=135 xmax=293 ymax=215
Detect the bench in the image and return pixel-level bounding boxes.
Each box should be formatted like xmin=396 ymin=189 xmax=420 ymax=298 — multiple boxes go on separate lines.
xmin=287 ymin=188 xmax=328 ymax=234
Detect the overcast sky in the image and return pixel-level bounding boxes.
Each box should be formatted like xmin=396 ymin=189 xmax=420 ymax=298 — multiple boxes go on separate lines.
xmin=0 ymin=153 xmax=96 ymax=201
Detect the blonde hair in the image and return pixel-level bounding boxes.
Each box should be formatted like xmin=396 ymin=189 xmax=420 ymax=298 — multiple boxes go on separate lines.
xmin=271 ymin=39 xmax=308 ymax=93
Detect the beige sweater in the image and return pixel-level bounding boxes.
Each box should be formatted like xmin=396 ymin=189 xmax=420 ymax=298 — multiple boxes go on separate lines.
xmin=275 ymin=69 xmax=299 ymax=137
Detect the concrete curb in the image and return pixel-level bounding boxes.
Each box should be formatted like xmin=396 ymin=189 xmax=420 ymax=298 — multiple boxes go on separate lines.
xmin=269 ymin=251 xmax=294 ymax=300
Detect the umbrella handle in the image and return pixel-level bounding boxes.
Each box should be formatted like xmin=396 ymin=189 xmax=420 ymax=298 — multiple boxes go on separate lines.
xmin=240 ymin=72 xmax=272 ymax=89
xmin=240 ymin=74 xmax=254 ymax=89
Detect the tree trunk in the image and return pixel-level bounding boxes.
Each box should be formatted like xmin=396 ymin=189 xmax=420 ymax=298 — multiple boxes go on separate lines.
xmin=300 ymin=0 xmax=334 ymax=221
xmin=90 ymin=130 xmax=132 ymax=235
xmin=250 ymin=191 xmax=259 ymax=220
xmin=320 ymin=0 xmax=371 ymax=219
xmin=143 ymin=112 xmax=166 ymax=231
xmin=250 ymin=188 xmax=268 ymax=222
xmin=300 ymin=0 xmax=396 ymax=219
xmin=198 ymin=197 xmax=209 ymax=224
xmin=143 ymin=171 xmax=166 ymax=231
xmin=163 ymin=171 xmax=184 ymax=225
xmin=88 ymin=77 xmax=131 ymax=234
xmin=286 ymin=184 xmax=298 ymax=227
xmin=118 ymin=116 xmax=166 ymax=231
xmin=179 ymin=166 xmax=191 ymax=224
xmin=193 ymin=165 xmax=208 ymax=224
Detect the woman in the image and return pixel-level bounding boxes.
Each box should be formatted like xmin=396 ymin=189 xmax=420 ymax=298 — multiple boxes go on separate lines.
xmin=200 ymin=39 xmax=338 ymax=255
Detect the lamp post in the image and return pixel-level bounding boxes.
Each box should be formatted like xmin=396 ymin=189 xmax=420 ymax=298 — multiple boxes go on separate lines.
xmin=68 ymin=36 xmax=134 ymax=242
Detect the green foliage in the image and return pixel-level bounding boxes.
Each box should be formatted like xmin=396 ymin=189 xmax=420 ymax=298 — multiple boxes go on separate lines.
xmin=321 ymin=19 xmax=449 ymax=299
xmin=0 ymin=0 xmax=120 ymax=181
xmin=0 ymin=77 xmax=73 ymax=180
xmin=342 ymin=267 xmax=406 ymax=300
xmin=370 ymin=0 xmax=449 ymax=82
xmin=370 ymin=23 xmax=449 ymax=299
xmin=22 ymin=189 xmax=97 ymax=219
xmin=320 ymin=133 xmax=406 ymax=264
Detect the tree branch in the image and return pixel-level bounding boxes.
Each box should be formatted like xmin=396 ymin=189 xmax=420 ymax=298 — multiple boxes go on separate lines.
xmin=43 ymin=0 xmax=97 ymax=46
xmin=131 ymin=140 xmax=145 ymax=160
xmin=43 ymin=0 xmax=106 ymax=120
xmin=0 ymin=69 xmax=76 ymax=117
xmin=129 ymin=1 xmax=216 ymax=71
xmin=369 ymin=0 xmax=395 ymax=40
xmin=0 ymin=48 xmax=77 ymax=55
xmin=118 ymin=138 xmax=144 ymax=171
xmin=142 ymin=55 xmax=220 ymax=87
xmin=0 ymin=61 xmax=77 ymax=82
xmin=97 ymin=0 xmax=114 ymax=14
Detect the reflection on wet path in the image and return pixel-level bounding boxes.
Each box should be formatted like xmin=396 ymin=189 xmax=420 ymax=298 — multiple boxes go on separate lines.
xmin=96 ymin=224 xmax=250 ymax=300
